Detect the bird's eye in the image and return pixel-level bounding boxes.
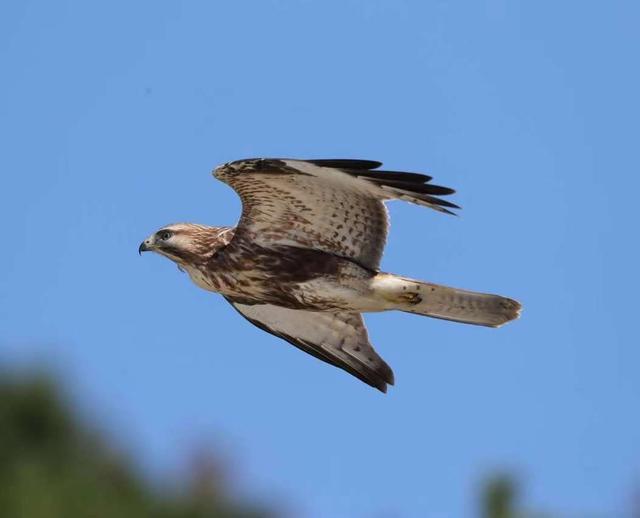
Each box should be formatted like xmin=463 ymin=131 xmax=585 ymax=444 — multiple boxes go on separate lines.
xmin=158 ymin=230 xmax=173 ymax=241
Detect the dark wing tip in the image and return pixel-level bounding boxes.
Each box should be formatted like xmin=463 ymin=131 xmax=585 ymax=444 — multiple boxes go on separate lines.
xmin=305 ymin=159 xmax=435 ymax=185
xmin=420 ymin=195 xmax=460 ymax=209
xmin=216 ymin=157 xmax=459 ymax=216
xmin=362 ymin=372 xmax=391 ymax=393
xmin=369 ymin=178 xmax=456 ymax=196
xmin=305 ymin=159 xmax=383 ymax=170
xmin=420 ymin=184 xmax=456 ymax=196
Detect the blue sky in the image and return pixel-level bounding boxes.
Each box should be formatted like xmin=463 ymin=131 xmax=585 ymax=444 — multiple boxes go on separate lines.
xmin=1 ymin=0 xmax=639 ymax=516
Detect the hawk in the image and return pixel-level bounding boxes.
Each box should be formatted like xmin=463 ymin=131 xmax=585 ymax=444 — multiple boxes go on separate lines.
xmin=140 ymin=158 xmax=521 ymax=392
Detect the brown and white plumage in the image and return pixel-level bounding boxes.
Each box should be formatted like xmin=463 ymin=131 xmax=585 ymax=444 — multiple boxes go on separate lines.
xmin=214 ymin=158 xmax=457 ymax=272
xmin=226 ymin=302 xmax=393 ymax=392
xmin=140 ymin=158 xmax=521 ymax=392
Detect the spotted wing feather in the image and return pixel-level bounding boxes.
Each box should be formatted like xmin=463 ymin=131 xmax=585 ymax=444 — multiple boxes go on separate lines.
xmin=214 ymin=158 xmax=458 ymax=270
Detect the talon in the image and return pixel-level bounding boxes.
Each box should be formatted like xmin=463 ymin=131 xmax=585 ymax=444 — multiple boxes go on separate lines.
xmin=402 ymin=292 xmax=422 ymax=305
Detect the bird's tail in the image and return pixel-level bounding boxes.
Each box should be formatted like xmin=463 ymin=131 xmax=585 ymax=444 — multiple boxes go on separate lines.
xmin=372 ymin=273 xmax=522 ymax=327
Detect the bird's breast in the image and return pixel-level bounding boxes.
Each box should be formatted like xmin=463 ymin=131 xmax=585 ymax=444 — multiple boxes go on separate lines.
xmin=184 ymin=263 xmax=263 ymax=299
xmin=183 ymin=265 xmax=224 ymax=293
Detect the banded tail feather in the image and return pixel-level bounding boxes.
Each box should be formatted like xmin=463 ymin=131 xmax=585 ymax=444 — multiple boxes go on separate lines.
xmin=373 ymin=274 xmax=522 ymax=327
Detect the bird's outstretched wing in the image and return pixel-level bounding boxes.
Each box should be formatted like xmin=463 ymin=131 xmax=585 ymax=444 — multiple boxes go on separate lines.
xmin=225 ymin=298 xmax=394 ymax=392
xmin=213 ymin=158 xmax=458 ymax=271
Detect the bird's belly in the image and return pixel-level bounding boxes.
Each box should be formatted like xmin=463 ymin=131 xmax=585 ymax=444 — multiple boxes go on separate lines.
xmin=291 ymin=276 xmax=386 ymax=312
xmin=185 ymin=252 xmax=384 ymax=311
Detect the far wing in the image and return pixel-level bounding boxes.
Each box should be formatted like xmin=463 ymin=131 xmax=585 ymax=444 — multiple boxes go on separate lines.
xmin=225 ymin=298 xmax=394 ymax=392
xmin=213 ymin=158 xmax=458 ymax=272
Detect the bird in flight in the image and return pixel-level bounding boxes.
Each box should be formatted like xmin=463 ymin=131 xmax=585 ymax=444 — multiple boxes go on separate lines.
xmin=140 ymin=158 xmax=521 ymax=392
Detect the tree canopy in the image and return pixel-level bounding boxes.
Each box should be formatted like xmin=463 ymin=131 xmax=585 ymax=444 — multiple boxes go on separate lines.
xmin=0 ymin=372 xmax=273 ymax=518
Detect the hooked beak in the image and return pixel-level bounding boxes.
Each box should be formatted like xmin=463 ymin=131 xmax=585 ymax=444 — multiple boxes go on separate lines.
xmin=138 ymin=239 xmax=153 ymax=255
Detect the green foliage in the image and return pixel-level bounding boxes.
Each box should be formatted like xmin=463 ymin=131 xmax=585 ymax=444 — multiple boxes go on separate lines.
xmin=482 ymin=475 xmax=517 ymax=518
xmin=0 ymin=373 xmax=273 ymax=518
xmin=0 ymin=370 xmax=583 ymax=517
xmin=481 ymin=475 xmax=558 ymax=518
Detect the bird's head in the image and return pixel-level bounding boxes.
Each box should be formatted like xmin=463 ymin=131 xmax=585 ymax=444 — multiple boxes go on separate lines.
xmin=139 ymin=223 xmax=232 ymax=267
